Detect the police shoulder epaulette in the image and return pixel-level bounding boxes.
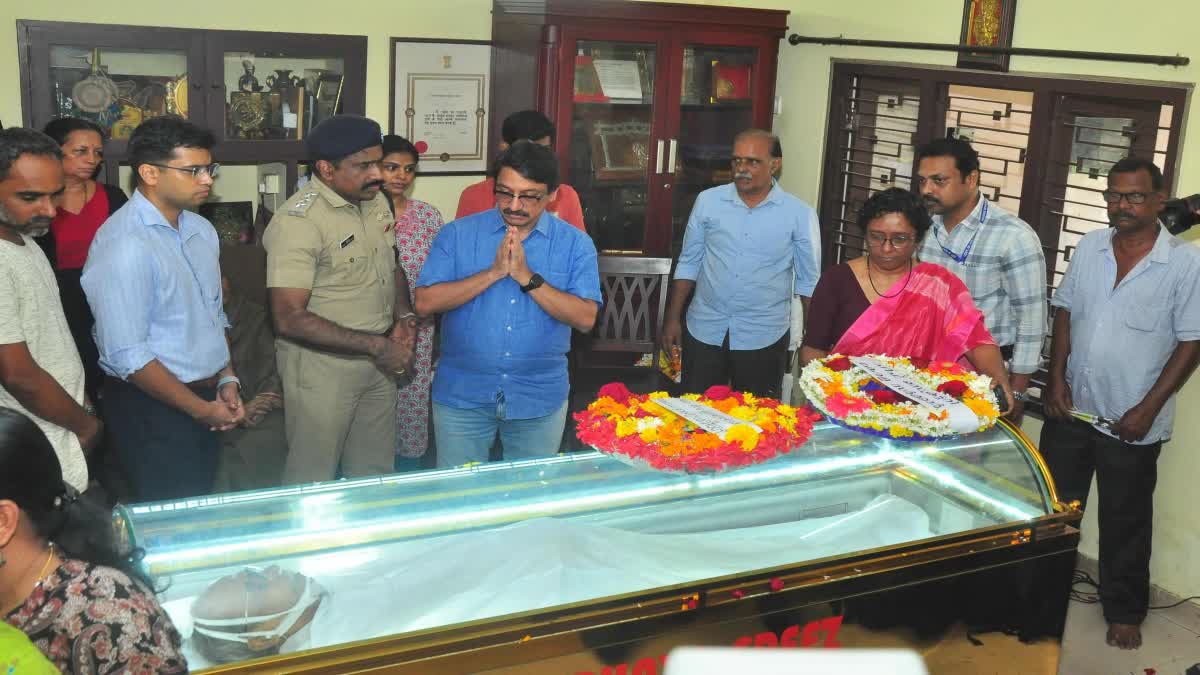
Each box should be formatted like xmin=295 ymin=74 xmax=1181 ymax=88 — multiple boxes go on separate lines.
xmin=288 ymin=191 xmax=319 ymax=217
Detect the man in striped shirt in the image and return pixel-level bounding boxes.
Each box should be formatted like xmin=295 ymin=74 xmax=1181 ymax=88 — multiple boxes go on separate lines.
xmin=916 ymin=137 xmax=1047 ymax=422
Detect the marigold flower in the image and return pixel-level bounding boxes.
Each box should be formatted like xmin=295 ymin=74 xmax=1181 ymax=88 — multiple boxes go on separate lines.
xmin=724 ymin=424 xmax=760 ymax=450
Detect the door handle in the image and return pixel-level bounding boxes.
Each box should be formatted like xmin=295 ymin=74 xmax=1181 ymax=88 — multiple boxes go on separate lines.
xmin=668 ymin=139 xmax=678 ymax=175
xmin=655 ymin=139 xmax=665 ymax=175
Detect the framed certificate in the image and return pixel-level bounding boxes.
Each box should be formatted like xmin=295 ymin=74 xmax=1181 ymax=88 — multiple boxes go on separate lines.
xmin=390 ymin=38 xmax=491 ymax=175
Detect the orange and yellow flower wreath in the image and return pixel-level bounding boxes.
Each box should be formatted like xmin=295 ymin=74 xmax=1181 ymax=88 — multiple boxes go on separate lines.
xmin=574 ymin=383 xmax=821 ymax=473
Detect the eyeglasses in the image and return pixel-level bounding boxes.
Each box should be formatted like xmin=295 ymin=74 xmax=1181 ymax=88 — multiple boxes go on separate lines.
xmin=866 ymin=232 xmax=915 ymax=248
xmin=1101 ymin=190 xmax=1151 ymax=205
xmin=146 ymin=162 xmax=221 ymax=180
xmin=494 ymin=189 xmax=546 ymax=208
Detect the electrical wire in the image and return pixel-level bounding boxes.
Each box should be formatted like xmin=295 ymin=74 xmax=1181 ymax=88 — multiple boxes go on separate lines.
xmin=1069 ymin=568 xmax=1200 ymax=610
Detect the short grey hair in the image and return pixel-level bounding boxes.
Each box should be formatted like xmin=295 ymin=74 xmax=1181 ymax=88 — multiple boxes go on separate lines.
xmin=0 ymin=128 xmax=63 ymax=182
xmin=734 ymin=128 xmax=782 ymax=158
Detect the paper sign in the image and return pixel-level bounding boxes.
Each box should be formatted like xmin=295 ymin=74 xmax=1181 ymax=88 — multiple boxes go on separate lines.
xmin=849 ymin=356 xmax=957 ymax=410
xmin=592 ymin=59 xmax=644 ymax=100
xmin=654 ymin=398 xmax=761 ymax=436
xmin=848 ymin=356 xmax=980 ymax=434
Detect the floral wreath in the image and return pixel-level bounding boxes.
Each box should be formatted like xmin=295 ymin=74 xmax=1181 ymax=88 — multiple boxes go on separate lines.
xmin=574 ymin=383 xmax=821 ymax=473
xmin=799 ymin=354 xmax=1000 ymax=440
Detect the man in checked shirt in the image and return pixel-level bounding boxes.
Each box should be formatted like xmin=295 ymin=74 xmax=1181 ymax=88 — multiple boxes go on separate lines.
xmin=916 ymin=137 xmax=1047 ymax=422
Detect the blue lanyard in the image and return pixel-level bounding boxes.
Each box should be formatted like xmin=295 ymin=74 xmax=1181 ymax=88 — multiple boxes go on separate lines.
xmin=935 ymin=198 xmax=987 ymax=265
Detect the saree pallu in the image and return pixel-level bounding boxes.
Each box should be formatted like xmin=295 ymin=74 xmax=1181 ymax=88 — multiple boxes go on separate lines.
xmin=832 ymin=262 xmax=994 ymax=364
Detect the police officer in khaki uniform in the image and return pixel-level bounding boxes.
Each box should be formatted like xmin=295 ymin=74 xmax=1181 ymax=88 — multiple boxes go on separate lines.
xmin=263 ymin=115 xmax=417 ymax=484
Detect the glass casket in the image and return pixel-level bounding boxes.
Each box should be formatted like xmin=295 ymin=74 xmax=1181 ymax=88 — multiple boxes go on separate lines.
xmin=114 ymin=420 xmax=1081 ymax=673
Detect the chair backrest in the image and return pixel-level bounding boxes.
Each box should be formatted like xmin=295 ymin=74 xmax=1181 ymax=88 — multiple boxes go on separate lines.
xmin=591 ymin=255 xmax=672 ymax=354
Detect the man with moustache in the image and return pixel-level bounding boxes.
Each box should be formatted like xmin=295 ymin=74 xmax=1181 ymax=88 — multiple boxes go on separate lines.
xmin=661 ymin=128 xmax=819 ymax=399
xmin=264 ymin=115 xmax=416 ymax=484
xmin=0 ymin=128 xmax=98 ymax=495
xmin=916 ymin=137 xmax=1047 ymax=422
xmin=82 ymin=118 xmax=243 ymax=501
xmin=1041 ymin=157 xmax=1200 ymax=650
xmin=415 ymin=141 xmax=600 ymax=467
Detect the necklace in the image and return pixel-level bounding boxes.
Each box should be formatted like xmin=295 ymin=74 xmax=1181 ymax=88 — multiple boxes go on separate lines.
xmin=867 ymin=257 xmax=913 ymax=299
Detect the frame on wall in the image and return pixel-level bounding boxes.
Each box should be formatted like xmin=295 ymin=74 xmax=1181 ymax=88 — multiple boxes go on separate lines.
xmin=957 ymin=0 xmax=1018 ymax=72
xmin=390 ymin=38 xmax=491 ymax=176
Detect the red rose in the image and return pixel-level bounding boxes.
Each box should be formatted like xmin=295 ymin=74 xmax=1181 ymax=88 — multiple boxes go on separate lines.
xmin=909 ymin=357 xmax=930 ymax=370
xmin=826 ymin=356 xmax=852 ymax=372
xmin=598 ymin=382 xmax=634 ymax=403
xmin=937 ymin=380 xmax=969 ymax=397
xmin=704 ymin=385 xmax=734 ymax=400
xmin=867 ymin=389 xmax=901 ymax=404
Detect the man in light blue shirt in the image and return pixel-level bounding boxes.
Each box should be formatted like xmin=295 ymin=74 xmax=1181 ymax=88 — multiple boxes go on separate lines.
xmin=82 ymin=118 xmax=244 ymax=501
xmin=1041 ymin=158 xmax=1200 ymax=650
xmin=662 ymin=129 xmax=819 ymax=398
xmin=415 ymin=142 xmax=601 ymax=467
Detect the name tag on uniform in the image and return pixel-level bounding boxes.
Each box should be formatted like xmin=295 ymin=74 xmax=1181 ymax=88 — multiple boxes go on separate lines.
xmin=339 ymin=234 xmax=355 ymax=249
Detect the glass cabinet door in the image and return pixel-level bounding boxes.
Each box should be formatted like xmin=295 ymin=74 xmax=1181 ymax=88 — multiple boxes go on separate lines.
xmin=669 ymin=43 xmax=759 ymax=255
xmin=203 ymin=31 xmax=365 ymax=157
xmin=22 ymin=22 xmax=203 ymax=147
xmin=561 ymin=33 xmax=666 ymax=255
xmin=44 ymin=45 xmax=192 ymax=141
xmin=217 ymin=50 xmax=346 ymax=143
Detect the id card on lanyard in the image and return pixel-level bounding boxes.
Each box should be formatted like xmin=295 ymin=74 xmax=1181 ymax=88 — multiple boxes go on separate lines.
xmin=936 ymin=198 xmax=988 ymax=265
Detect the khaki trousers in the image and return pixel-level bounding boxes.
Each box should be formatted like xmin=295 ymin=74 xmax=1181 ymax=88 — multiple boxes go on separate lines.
xmin=277 ymin=341 xmax=399 ymax=484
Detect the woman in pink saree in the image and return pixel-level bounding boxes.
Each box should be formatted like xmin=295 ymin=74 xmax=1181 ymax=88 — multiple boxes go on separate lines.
xmin=801 ymin=188 xmax=1013 ymax=412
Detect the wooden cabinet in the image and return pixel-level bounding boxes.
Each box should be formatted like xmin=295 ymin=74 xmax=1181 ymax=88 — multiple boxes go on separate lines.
xmin=491 ymin=1 xmax=788 ymax=257
xmin=17 ymin=20 xmax=366 ymax=192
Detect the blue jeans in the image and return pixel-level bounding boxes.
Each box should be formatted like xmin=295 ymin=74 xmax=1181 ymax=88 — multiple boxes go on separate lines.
xmin=433 ymin=400 xmax=568 ymax=468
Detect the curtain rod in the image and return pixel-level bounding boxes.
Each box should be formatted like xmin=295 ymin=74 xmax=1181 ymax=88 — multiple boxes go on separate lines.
xmin=787 ymin=35 xmax=1189 ymax=67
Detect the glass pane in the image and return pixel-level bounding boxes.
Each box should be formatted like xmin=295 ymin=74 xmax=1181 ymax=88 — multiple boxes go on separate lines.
xmin=671 ymin=45 xmax=755 ymax=254
xmin=122 ymin=422 xmax=1052 ymax=667
xmin=826 ymin=74 xmax=921 ymax=264
xmin=945 ymin=85 xmax=1032 ymax=216
xmin=49 ymin=45 xmax=189 ymax=140
xmin=570 ymin=40 xmax=656 ymax=253
xmin=223 ymin=51 xmax=346 ymax=141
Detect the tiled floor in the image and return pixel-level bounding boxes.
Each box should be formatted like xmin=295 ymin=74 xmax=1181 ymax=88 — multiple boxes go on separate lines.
xmin=832 ymin=597 xmax=1200 ymax=674
xmin=1057 ymin=599 xmax=1200 ymax=674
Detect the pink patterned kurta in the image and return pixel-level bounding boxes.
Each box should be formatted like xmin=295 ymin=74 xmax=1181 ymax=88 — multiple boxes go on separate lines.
xmin=394 ymin=199 xmax=444 ymax=457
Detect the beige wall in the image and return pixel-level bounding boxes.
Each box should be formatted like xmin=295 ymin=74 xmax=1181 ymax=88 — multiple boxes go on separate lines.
xmin=4 ymin=0 xmax=1200 ymax=599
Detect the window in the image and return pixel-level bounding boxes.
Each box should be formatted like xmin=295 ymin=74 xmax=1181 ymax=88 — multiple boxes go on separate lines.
xmin=818 ymin=61 xmax=1189 ymax=410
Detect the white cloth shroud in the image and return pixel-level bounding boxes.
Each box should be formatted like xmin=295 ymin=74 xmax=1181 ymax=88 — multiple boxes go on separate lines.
xmin=167 ymin=494 xmax=930 ymax=667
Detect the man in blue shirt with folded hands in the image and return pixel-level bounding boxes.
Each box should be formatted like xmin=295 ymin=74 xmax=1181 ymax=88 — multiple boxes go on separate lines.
xmin=662 ymin=128 xmax=820 ymax=399
xmin=82 ymin=118 xmax=243 ymax=501
xmin=415 ymin=141 xmax=601 ymax=467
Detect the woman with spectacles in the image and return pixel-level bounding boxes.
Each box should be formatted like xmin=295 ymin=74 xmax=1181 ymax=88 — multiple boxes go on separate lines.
xmin=38 ymin=119 xmax=129 ymax=405
xmin=801 ymin=188 xmax=1013 ymax=411
xmin=381 ymin=135 xmax=443 ymax=471
xmin=0 ymin=407 xmax=187 ymax=673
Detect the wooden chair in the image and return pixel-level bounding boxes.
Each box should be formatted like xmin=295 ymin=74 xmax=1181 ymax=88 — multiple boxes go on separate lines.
xmin=569 ymin=256 xmax=673 ymax=426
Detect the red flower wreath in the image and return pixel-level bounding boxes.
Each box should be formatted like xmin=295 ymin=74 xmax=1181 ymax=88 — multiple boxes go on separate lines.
xmin=575 ymin=385 xmax=821 ymax=473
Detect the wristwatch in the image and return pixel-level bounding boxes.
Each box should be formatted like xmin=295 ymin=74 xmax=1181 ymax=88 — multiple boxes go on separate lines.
xmin=520 ymin=273 xmax=545 ymax=293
